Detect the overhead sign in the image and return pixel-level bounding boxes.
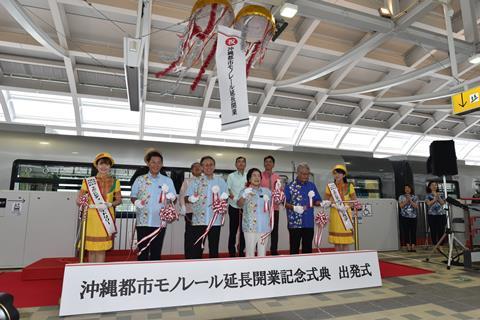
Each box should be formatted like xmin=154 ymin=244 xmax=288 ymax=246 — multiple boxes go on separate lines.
xmin=452 ymin=86 xmax=480 ymax=115
xmin=216 ymin=25 xmax=250 ymax=131
xmin=59 ymin=251 xmax=382 ymax=316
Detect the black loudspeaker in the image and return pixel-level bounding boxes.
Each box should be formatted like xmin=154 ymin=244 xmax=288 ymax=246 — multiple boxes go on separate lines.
xmin=392 ymin=161 xmax=414 ymax=198
xmin=427 ymin=140 xmax=458 ymax=176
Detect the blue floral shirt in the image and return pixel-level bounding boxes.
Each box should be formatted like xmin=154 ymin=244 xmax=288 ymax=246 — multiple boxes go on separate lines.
xmin=398 ymin=194 xmax=418 ymax=218
xmin=285 ymin=179 xmax=321 ymax=228
xmin=186 ymin=175 xmax=228 ymax=226
xmin=240 ymin=187 xmax=272 ymax=233
xmin=426 ymin=193 xmax=446 ymax=215
xmin=131 ymin=173 xmax=176 ymax=227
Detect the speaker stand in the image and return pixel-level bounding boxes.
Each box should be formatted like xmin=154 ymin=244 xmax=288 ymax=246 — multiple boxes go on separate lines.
xmin=425 ymin=176 xmax=467 ymax=269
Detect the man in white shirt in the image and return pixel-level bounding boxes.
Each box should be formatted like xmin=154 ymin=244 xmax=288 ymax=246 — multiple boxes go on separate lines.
xmin=179 ymin=162 xmax=202 ymax=259
xmin=227 ymin=156 xmax=247 ymax=257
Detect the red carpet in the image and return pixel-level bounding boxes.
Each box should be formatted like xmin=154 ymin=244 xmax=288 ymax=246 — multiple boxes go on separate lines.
xmin=0 ymin=258 xmax=433 ymax=308
xmin=378 ymin=260 xmax=433 ymax=278
xmin=0 ymin=272 xmax=62 ymax=308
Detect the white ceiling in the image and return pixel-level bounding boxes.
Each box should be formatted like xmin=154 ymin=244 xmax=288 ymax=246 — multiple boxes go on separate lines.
xmin=0 ymin=0 xmax=479 ymax=160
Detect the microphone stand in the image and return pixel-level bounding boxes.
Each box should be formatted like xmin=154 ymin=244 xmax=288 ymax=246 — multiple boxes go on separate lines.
xmin=425 ymin=175 xmax=467 ymax=269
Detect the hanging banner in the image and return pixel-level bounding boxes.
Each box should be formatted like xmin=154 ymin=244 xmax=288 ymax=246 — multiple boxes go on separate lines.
xmin=216 ymin=25 xmax=250 ymax=131
xmin=59 ymin=251 xmax=381 ymax=316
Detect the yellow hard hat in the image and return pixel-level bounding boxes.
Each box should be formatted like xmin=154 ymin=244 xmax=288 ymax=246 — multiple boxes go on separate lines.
xmin=93 ymin=152 xmax=114 ymax=168
xmin=332 ymin=164 xmax=347 ymax=174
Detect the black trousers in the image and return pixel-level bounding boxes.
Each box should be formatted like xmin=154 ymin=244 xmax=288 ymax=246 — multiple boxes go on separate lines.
xmin=288 ymin=228 xmax=314 ymax=254
xmin=136 ymin=226 xmax=166 ymax=261
xmin=270 ymin=210 xmax=280 ymax=255
xmin=399 ymin=215 xmax=417 ymax=245
xmin=184 ymin=213 xmax=193 ymax=259
xmin=186 ymin=225 xmax=221 ymax=259
xmin=428 ymin=214 xmax=446 ymax=245
xmin=228 ymin=205 xmax=245 ymax=257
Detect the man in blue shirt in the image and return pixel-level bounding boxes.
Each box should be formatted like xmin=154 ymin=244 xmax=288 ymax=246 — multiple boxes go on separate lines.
xmin=185 ymin=156 xmax=228 ymax=259
xmin=284 ymin=162 xmax=322 ymax=254
xmin=226 ymin=156 xmax=247 ymax=257
xmin=131 ymin=149 xmax=176 ymax=261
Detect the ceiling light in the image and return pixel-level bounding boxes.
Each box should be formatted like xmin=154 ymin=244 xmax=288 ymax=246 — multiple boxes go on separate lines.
xmin=39 ymin=141 xmax=50 ymax=145
xmin=378 ymin=7 xmax=392 ymax=18
xmin=468 ymin=53 xmax=480 ymax=64
xmin=215 ymin=153 xmax=223 ymax=156
xmin=280 ymin=3 xmax=298 ymax=18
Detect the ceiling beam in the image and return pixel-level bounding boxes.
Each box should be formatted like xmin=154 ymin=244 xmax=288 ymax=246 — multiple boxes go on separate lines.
xmin=0 ymin=90 xmax=13 ymax=122
xmin=48 ymin=0 xmax=82 ymax=134
xmin=195 ymin=75 xmax=216 ymax=143
xmin=453 ymin=116 xmax=480 ymax=138
xmin=458 ymin=0 xmax=480 ymax=42
xmin=274 ymin=18 xmax=319 ymax=81
xmin=1 ymin=0 xmax=68 ymax=58
xmin=137 ymin=0 xmax=153 ymax=140
xmin=246 ymin=84 xmax=275 ymax=147
xmin=421 ymin=111 xmax=450 ymax=134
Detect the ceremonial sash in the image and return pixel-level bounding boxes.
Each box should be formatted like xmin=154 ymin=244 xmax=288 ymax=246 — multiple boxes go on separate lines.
xmin=85 ymin=177 xmax=117 ymax=236
xmin=327 ymin=183 xmax=353 ymax=231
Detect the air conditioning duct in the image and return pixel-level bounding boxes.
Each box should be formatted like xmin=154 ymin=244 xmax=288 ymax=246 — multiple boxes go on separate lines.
xmin=124 ymin=37 xmax=143 ymax=111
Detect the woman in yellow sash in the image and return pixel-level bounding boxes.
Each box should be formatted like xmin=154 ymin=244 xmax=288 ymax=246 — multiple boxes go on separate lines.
xmin=325 ymin=164 xmax=357 ymax=251
xmin=76 ymin=152 xmax=122 ymax=262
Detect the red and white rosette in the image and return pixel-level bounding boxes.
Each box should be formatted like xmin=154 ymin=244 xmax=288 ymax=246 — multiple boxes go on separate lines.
xmin=260 ymin=194 xmax=274 ymax=244
xmin=272 ymin=179 xmax=285 ymax=205
xmin=159 ymin=184 xmax=169 ymax=204
xmin=308 ymin=190 xmax=315 ymax=208
xmin=314 ymin=202 xmax=330 ymax=252
xmin=194 ymin=186 xmax=228 ymax=247
xmin=137 ymin=191 xmax=178 ymax=256
xmin=78 ymin=195 xmax=88 ymax=219
xmin=353 ymin=199 xmax=363 ymax=211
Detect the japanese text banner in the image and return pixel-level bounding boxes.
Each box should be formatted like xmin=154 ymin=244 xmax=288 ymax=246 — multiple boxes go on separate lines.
xmin=59 ymin=251 xmax=381 ymax=316
xmin=216 ymin=25 xmax=250 ymax=131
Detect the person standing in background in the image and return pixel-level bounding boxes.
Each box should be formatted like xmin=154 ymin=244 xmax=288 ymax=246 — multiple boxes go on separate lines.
xmin=261 ymin=155 xmax=282 ymax=255
xmin=425 ymin=181 xmax=446 ymax=246
xmin=227 ymin=156 xmax=247 ymax=257
xmin=179 ymin=162 xmax=202 ymax=259
xmin=284 ymin=163 xmax=321 ymax=254
xmin=237 ymin=168 xmax=272 ymax=257
xmin=398 ymin=184 xmax=419 ymax=252
xmin=76 ymin=152 xmax=122 ymax=263
xmin=185 ymin=156 xmax=228 ymax=259
xmin=130 ymin=149 xmax=176 ymax=261
xmin=326 ymin=164 xmax=357 ymax=252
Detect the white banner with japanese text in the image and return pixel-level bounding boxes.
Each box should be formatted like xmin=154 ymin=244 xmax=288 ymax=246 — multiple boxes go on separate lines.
xmin=59 ymin=251 xmax=382 ymax=316
xmin=216 ymin=25 xmax=249 ymax=131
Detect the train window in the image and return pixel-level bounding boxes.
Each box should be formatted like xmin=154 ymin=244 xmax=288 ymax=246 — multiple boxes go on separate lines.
xmin=348 ymin=176 xmax=382 ymax=199
xmin=426 ymin=180 xmax=460 ymax=199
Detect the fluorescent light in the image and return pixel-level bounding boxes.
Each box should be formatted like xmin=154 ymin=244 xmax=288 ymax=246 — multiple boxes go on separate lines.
xmin=280 ymin=3 xmax=298 ymax=18
xmin=39 ymin=141 xmax=50 ymax=145
xmin=373 ymin=153 xmax=392 ymax=159
xmin=465 ymin=160 xmax=480 ymax=166
xmin=378 ymin=7 xmax=392 ymax=18
xmin=468 ymin=53 xmax=480 ymax=64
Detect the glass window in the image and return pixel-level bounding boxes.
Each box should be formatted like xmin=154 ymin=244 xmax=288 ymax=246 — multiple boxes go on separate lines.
xmin=375 ymin=131 xmax=421 ymax=155
xmin=144 ymin=104 xmax=200 ymax=136
xmin=201 ymin=111 xmax=254 ymax=141
xmin=298 ymin=122 xmax=348 ymax=148
xmin=252 ymin=117 xmax=304 ymax=144
xmin=339 ymin=127 xmax=386 ymax=152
